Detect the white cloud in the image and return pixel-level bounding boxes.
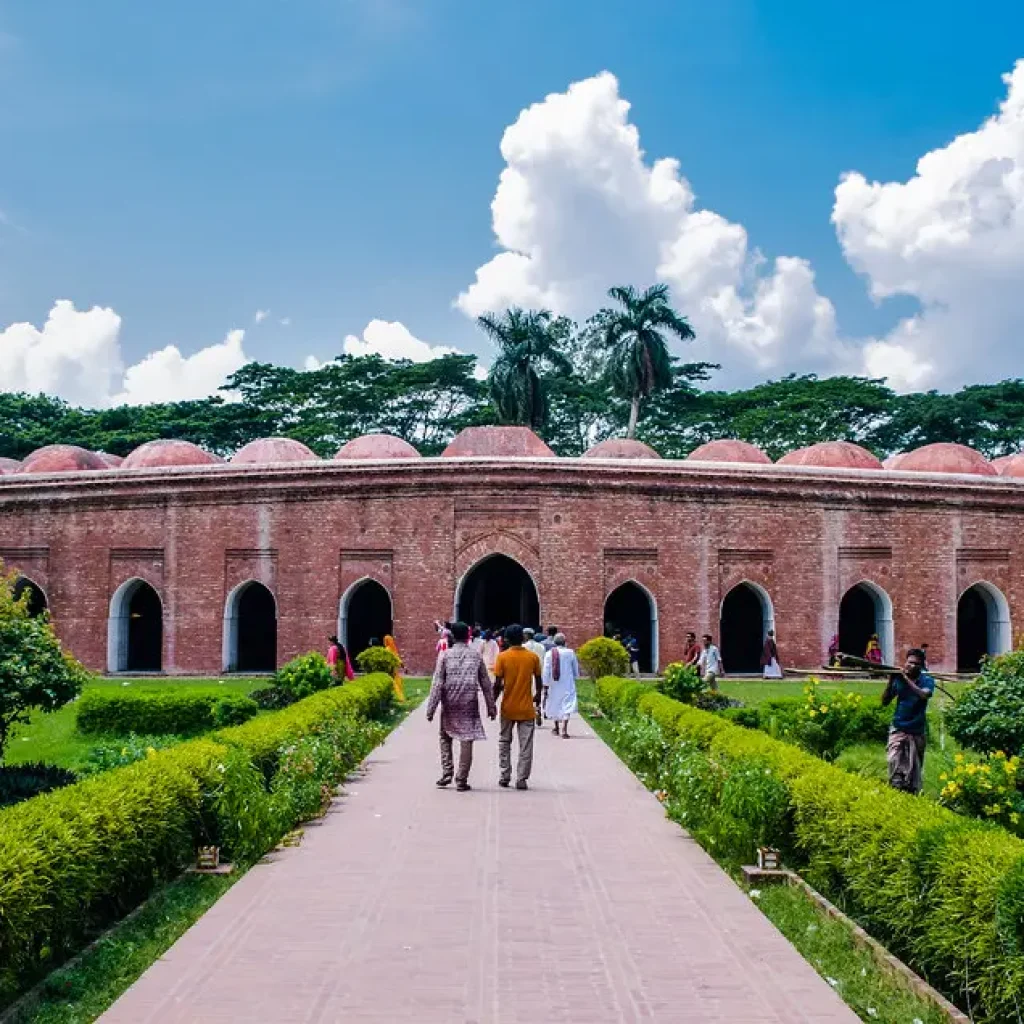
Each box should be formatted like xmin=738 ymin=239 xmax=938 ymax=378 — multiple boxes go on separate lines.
xmin=342 ymin=318 xmax=458 ymax=361
xmin=833 ymin=59 xmax=1024 ymax=389
xmin=456 ymin=72 xmax=845 ymax=380
xmin=0 ymin=300 xmax=252 ymax=407
xmin=279 ymin=317 xmax=291 ymax=327
xmin=253 ymin=309 xmax=270 ymax=324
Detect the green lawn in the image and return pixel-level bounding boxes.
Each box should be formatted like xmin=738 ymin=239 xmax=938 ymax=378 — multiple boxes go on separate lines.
xmin=4 ymin=676 xmax=265 ymax=769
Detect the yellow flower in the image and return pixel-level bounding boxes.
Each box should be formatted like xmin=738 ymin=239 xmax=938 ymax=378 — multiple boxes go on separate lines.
xmin=146 ymin=746 xmax=157 ymax=758
xmin=955 ymin=753 xmax=965 ymax=762
xmin=809 ymin=710 xmax=818 ymax=718
xmin=939 ymin=773 xmax=948 ymax=781
xmin=1012 ymin=812 xmax=1020 ymax=825
xmin=982 ymin=765 xmax=991 ymax=773
xmin=820 ymin=705 xmax=830 ymax=714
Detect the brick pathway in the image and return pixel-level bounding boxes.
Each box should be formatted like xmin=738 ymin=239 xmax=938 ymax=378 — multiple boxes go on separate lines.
xmin=102 ymin=712 xmax=857 ymax=1023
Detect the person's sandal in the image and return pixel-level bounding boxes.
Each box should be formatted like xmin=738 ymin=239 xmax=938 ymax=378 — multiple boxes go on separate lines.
xmin=498 ymin=778 xmax=510 ymax=788
xmin=436 ymin=776 xmax=452 ymax=788
xmin=456 ymin=780 xmax=471 ymax=792
xmin=515 ymin=780 xmax=529 ymax=790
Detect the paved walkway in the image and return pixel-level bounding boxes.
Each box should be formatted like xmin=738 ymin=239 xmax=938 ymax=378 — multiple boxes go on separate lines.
xmin=102 ymin=711 xmax=857 ymax=1023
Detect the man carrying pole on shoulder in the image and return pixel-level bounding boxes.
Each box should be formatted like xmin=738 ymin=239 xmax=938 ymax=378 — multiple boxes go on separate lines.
xmin=881 ymin=647 xmax=934 ymax=795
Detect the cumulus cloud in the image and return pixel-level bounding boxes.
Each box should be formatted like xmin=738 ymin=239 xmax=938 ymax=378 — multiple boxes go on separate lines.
xmin=342 ymin=318 xmax=458 ymax=361
xmin=253 ymin=309 xmax=270 ymax=324
xmin=0 ymin=300 xmax=251 ymax=407
xmin=456 ymin=72 xmax=845 ymax=380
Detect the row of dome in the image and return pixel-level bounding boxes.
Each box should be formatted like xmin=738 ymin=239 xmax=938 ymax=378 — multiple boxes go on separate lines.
xmin=0 ymin=427 xmax=1021 ymax=478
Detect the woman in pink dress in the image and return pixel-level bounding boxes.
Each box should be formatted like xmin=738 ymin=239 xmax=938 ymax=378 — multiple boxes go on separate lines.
xmin=327 ymin=635 xmax=355 ymax=681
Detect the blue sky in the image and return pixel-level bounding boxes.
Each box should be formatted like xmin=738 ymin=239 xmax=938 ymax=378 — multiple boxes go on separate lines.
xmin=1 ymin=0 xmax=1023 ymax=404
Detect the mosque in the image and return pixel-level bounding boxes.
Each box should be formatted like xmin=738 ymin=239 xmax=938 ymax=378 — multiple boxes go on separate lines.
xmin=1 ymin=425 xmax=1021 ymax=676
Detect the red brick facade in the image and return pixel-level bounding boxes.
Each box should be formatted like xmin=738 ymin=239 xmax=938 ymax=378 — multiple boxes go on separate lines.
xmin=1 ymin=454 xmax=1021 ymax=675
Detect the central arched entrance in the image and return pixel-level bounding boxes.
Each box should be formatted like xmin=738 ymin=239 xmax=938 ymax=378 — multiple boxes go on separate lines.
xmin=456 ymin=554 xmax=539 ymax=630
xmin=604 ymin=581 xmax=658 ymax=673
xmin=340 ymin=579 xmax=393 ymax=663
xmin=223 ymin=581 xmax=277 ymax=672
xmin=838 ymin=581 xmax=894 ymax=665
xmin=720 ymin=582 xmax=774 ymax=674
xmin=957 ymin=582 xmax=1011 ymax=673
xmin=13 ymin=576 xmax=47 ymax=618
xmin=108 ymin=578 xmax=163 ymax=672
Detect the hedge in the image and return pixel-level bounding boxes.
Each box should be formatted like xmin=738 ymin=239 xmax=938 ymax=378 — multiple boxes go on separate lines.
xmin=596 ymin=675 xmax=1024 ymax=1023
xmin=0 ymin=673 xmax=394 ymax=1008
xmin=78 ymin=688 xmax=259 ymax=736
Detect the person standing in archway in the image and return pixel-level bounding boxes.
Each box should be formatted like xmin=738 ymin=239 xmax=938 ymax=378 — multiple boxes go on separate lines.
xmin=761 ymin=629 xmax=783 ymax=679
xmin=494 ymin=624 xmax=543 ymax=790
xmin=543 ymin=633 xmax=579 ymax=738
xmin=426 ymin=621 xmax=496 ymax=792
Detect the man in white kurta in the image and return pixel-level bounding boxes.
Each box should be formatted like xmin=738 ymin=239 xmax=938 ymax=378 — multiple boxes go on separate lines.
xmin=542 ymin=633 xmax=579 ymax=738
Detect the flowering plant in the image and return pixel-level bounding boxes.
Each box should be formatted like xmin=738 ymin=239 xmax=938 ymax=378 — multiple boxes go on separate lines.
xmin=938 ymin=750 xmax=1024 ymax=834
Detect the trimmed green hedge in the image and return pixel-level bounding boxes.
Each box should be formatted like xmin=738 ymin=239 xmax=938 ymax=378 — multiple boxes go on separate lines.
xmin=597 ymin=676 xmax=1024 ymax=1023
xmin=0 ymin=673 xmax=394 ymax=1008
xmin=78 ymin=688 xmax=259 ymax=736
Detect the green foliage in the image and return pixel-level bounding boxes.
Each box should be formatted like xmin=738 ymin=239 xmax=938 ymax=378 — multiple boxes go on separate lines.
xmin=75 ymin=732 xmax=185 ymax=776
xmin=0 ymin=563 xmax=89 ymax=760
xmin=578 ymin=637 xmax=630 ymax=680
xmin=599 ymin=675 xmax=1024 ymax=1021
xmin=249 ymin=685 xmax=298 ymax=710
xmin=77 ymin=689 xmax=258 ymax=737
xmin=659 ymin=661 xmax=704 ymax=703
xmin=938 ymin=750 xmax=1024 ymax=834
xmin=274 ymin=652 xmax=334 ymax=700
xmin=354 ymin=646 xmax=401 ymax=677
xmin=0 ymin=763 xmax=77 ymax=807
xmin=947 ymin=651 xmax=1024 ymax=755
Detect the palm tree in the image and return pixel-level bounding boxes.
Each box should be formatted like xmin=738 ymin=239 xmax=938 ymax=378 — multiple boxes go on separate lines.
xmin=478 ymin=308 xmax=571 ymax=431
xmin=601 ymin=284 xmax=695 ymax=439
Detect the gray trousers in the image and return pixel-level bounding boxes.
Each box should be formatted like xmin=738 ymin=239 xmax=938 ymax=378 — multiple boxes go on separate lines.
xmin=439 ymin=727 xmax=474 ymax=783
xmin=498 ymin=718 xmax=535 ymax=784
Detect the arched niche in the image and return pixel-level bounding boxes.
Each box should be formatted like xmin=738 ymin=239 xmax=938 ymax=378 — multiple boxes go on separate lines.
xmin=603 ymin=580 xmax=658 ymax=673
xmin=13 ymin=576 xmax=47 ymax=618
xmin=454 ymin=553 xmax=540 ymax=631
xmin=339 ymin=577 xmax=394 ymax=663
xmin=957 ymin=581 xmax=1011 ymax=673
xmin=838 ymin=581 xmax=895 ymax=665
xmin=223 ymin=580 xmax=277 ymax=672
xmin=720 ymin=581 xmax=775 ymax=674
xmin=107 ymin=577 xmax=163 ymax=672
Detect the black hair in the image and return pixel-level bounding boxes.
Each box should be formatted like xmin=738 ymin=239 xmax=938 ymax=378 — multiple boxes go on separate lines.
xmin=451 ymin=620 xmax=471 ymax=643
xmin=547 ymin=625 xmax=558 ymax=636
xmin=907 ymin=647 xmax=926 ymax=662
xmin=505 ymin=623 xmax=525 ymax=646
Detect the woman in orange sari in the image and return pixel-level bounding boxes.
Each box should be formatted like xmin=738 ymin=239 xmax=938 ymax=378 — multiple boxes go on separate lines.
xmin=383 ymin=634 xmax=406 ymax=702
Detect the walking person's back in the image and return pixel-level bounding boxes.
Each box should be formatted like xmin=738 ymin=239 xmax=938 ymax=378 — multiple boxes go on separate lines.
xmin=494 ymin=624 xmax=542 ymax=790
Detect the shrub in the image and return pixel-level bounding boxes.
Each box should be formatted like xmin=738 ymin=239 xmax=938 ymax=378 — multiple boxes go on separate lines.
xmin=249 ymin=685 xmax=298 ymax=710
xmin=948 ymin=651 xmax=1024 ymax=755
xmin=354 ymin=646 xmax=400 ymax=677
xmin=578 ymin=637 xmax=630 ymax=680
xmin=77 ymin=689 xmax=259 ymax=736
xmin=0 ymin=561 xmax=89 ymax=760
xmin=275 ymin=652 xmax=333 ymax=699
xmin=660 ymin=661 xmax=704 ymax=703
xmin=76 ymin=733 xmax=185 ymax=776
xmin=938 ymin=750 xmax=1024 ymax=834
xmin=0 ymin=763 xmax=77 ymax=807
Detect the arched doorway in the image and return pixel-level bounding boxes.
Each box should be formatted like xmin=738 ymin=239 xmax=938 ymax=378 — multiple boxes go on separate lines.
xmin=604 ymin=581 xmax=658 ymax=673
xmin=839 ymin=581 xmax=894 ymax=665
xmin=455 ymin=554 xmax=540 ymax=631
xmin=13 ymin=576 xmax=47 ymax=617
xmin=107 ymin=578 xmax=163 ymax=672
xmin=957 ymin=582 xmax=1011 ymax=673
xmin=223 ymin=581 xmax=277 ymax=672
xmin=340 ymin=579 xmax=393 ymax=663
xmin=720 ymin=582 xmax=774 ymax=674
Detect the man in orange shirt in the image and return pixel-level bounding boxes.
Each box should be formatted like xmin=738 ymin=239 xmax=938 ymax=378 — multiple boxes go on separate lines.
xmin=493 ymin=623 xmax=543 ymax=790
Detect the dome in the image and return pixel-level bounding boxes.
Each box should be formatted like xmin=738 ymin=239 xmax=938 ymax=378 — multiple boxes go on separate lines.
xmin=96 ymin=452 xmax=124 ymax=468
xmin=0 ymin=457 xmax=21 ymax=475
xmin=883 ymin=453 xmax=909 ymax=470
xmin=18 ymin=445 xmax=108 ymax=474
xmin=232 ymin=437 xmax=320 ymax=465
xmin=686 ymin=439 xmax=772 ymax=465
xmin=994 ymin=454 xmax=1024 ymax=478
xmin=583 ymin=438 xmax=662 ymax=460
xmin=442 ymin=426 xmax=555 ymax=458
xmin=777 ymin=441 xmax=883 ymax=471
xmin=896 ymin=442 xmax=997 ymax=477
xmin=121 ymin=439 xmax=220 ymax=470
xmin=334 ymin=434 xmax=421 ymax=460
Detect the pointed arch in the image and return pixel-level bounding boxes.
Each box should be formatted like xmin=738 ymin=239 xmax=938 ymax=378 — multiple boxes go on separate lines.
xmin=839 ymin=580 xmax=894 ymax=665
xmin=223 ymin=580 xmax=277 ymax=672
xmin=720 ymin=581 xmax=775 ymax=674
xmin=339 ymin=576 xmax=394 ymax=662
xmin=13 ymin=575 xmax=47 ymax=618
xmin=454 ymin=552 xmax=540 ymax=630
xmin=957 ymin=581 xmax=1011 ymax=673
xmin=108 ymin=577 xmax=163 ymax=672
xmin=604 ymin=579 xmax=659 ymax=673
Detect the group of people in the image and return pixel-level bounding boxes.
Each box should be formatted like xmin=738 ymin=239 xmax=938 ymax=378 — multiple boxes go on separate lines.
xmin=426 ymin=621 xmax=580 ymax=790
xmin=326 ymin=633 xmax=406 ymax=701
xmin=675 ymin=629 xmax=783 ymax=687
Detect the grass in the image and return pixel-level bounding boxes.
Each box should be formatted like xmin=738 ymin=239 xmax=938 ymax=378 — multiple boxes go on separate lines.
xmin=4 ymin=676 xmax=266 ymax=768
xmin=752 ymin=884 xmax=947 ymax=1024
xmin=7 ymin=675 xmax=430 ymax=1024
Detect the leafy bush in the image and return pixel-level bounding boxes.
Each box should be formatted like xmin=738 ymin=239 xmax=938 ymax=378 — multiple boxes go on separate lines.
xmin=78 ymin=689 xmax=258 ymax=736
xmin=0 ymin=763 xmax=77 ymax=807
xmin=692 ymin=691 xmax=741 ymax=712
xmin=354 ymin=646 xmax=400 ymax=677
xmin=275 ymin=652 xmax=333 ymax=699
xmin=578 ymin=637 xmax=630 ymax=680
xmin=660 ymin=661 xmax=704 ymax=703
xmin=948 ymin=651 xmax=1024 ymax=755
xmin=250 ymin=685 xmax=298 ymax=710
xmin=0 ymin=562 xmax=89 ymax=759
xmin=76 ymin=733 xmax=185 ymax=776
xmin=938 ymin=750 xmax=1024 ymax=834
xmin=597 ymin=674 xmax=1024 ymax=1022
